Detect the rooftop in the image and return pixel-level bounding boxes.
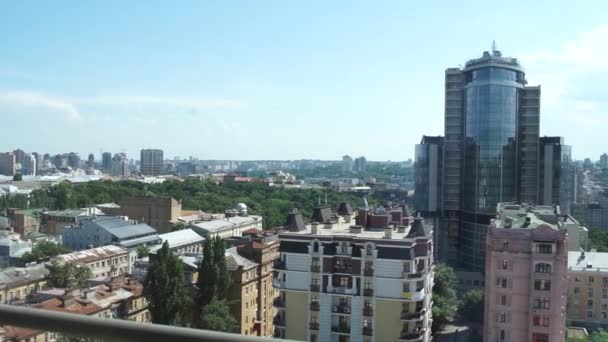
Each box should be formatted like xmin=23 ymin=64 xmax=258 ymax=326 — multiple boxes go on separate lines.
xmin=56 ymin=245 xmax=128 ymax=264
xmin=568 ymin=251 xmax=608 ymax=272
xmin=225 ymin=247 xmax=258 ymax=270
xmin=0 ymin=264 xmax=49 ymax=288
xmin=191 ymin=215 xmax=261 ymax=233
xmin=158 ymin=228 xmax=205 ymax=248
xmin=493 ymin=202 xmax=579 ymax=230
xmin=84 ymin=216 xmax=158 ymax=239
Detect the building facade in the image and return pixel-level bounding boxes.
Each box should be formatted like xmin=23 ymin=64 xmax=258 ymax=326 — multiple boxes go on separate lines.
xmin=140 ymin=149 xmax=164 ymax=176
xmin=111 ymin=153 xmax=129 ymax=177
xmin=539 ymin=137 xmax=573 ymax=214
xmin=0 ymin=152 xmax=16 ymax=176
xmin=0 ymin=264 xmax=48 ymax=304
xmin=274 ymin=208 xmax=433 ymax=342
xmin=56 ymin=245 xmax=130 ymax=278
xmin=483 ymin=203 xmax=568 ymax=342
xmin=102 ymin=152 xmax=112 ymax=173
xmin=117 ymin=196 xmax=181 ymax=234
xmin=342 ymin=155 xmax=354 ymax=174
xmin=567 ymin=251 xmax=608 ymax=331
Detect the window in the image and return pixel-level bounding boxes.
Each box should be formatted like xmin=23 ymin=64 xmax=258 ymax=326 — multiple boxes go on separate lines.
xmin=339 ymin=277 xmax=348 ymax=287
xmin=499 ymin=312 xmax=506 ymax=323
xmin=589 ymin=288 xmax=594 ymax=297
xmin=574 ymin=287 xmax=580 ymax=294
xmin=501 ymin=295 xmax=507 ymax=305
xmin=588 ymin=310 xmax=594 ymax=318
xmin=502 ymin=260 xmax=508 ymax=270
xmin=588 ymin=299 xmax=594 ymax=308
xmin=496 ymin=277 xmax=507 ymax=288
xmin=533 ymin=315 xmax=549 ymax=327
xmin=533 ymin=333 xmax=549 ymax=342
xmin=603 ymin=312 xmax=607 ymax=319
xmin=534 ymin=280 xmax=551 ymax=291
xmin=603 ymin=289 xmax=608 ymax=299
xmin=499 ymin=329 xmax=506 ymax=342
xmin=340 ymin=242 xmax=348 ymax=254
xmin=575 ymin=276 xmax=581 ymax=282
xmin=502 ymin=240 xmax=508 ymax=251
xmin=403 ymin=263 xmax=410 ymax=273
xmin=590 ymin=276 xmax=595 ymax=284
xmin=313 ymin=241 xmax=319 ymax=253
xmin=536 ymin=243 xmax=553 ymax=254
xmin=535 ymin=263 xmax=552 ymax=273
xmin=534 ymin=298 xmax=550 ymax=309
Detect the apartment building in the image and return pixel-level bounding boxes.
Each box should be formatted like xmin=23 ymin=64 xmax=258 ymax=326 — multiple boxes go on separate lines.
xmin=117 ymin=196 xmax=181 ymax=233
xmin=56 ymin=245 xmax=130 ymax=278
xmin=567 ymin=251 xmax=608 ymax=331
xmin=0 ymin=264 xmax=48 ymax=304
xmin=274 ymin=204 xmax=433 ymax=342
xmin=483 ymin=203 xmax=568 ymax=342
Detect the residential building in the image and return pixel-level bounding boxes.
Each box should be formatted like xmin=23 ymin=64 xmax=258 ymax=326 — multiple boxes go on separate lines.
xmin=62 ymin=216 xmax=159 ymax=271
xmin=572 ymin=191 xmax=608 ymax=231
xmin=111 ymin=153 xmax=129 ymax=177
xmin=41 ymin=208 xmax=104 ymax=236
xmin=342 ymin=155 xmax=354 ymax=174
xmin=415 ymin=136 xmax=444 ymax=262
xmin=539 ymin=137 xmax=574 ymax=214
xmin=354 ymin=157 xmax=367 ymax=173
xmin=567 ymin=251 xmax=608 ymax=331
xmin=600 ymin=154 xmax=608 ymax=170
xmin=117 ymin=196 xmax=181 ymax=234
xmin=102 ymin=152 xmax=112 ymax=173
xmin=0 ymin=152 xmax=16 ymax=176
xmin=140 ymin=149 xmax=164 ymax=176
xmin=274 ymin=205 xmax=434 ymax=342
xmin=190 ymin=204 xmax=263 ymax=239
xmin=56 ymin=245 xmax=130 ymax=278
xmin=87 ymin=153 xmax=95 ymax=169
xmin=0 ymin=230 xmax=32 ymax=267
xmin=229 ymin=230 xmax=280 ymax=337
xmin=0 ymin=264 xmax=49 ymax=304
xmin=67 ymin=152 xmax=81 ymax=169
xmin=10 ymin=209 xmax=42 ymax=237
xmin=149 ymin=228 xmax=205 ymax=255
xmin=483 ymin=202 xmax=568 ymax=342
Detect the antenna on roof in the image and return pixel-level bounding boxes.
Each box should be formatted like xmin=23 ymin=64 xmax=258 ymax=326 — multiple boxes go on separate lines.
xmin=492 ymin=40 xmax=497 ymax=53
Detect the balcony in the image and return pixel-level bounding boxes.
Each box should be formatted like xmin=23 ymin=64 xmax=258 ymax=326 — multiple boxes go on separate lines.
xmin=362 ymin=327 xmax=373 ymax=336
xmin=309 ymin=322 xmax=319 ymax=330
xmin=310 ymin=265 xmax=321 ymax=273
xmin=400 ymin=309 xmax=426 ymax=321
xmin=310 ymin=303 xmax=320 ymax=311
xmin=332 ymin=305 xmax=351 ymax=314
xmin=274 ymin=260 xmax=287 ymax=270
xmin=363 ymin=288 xmax=374 ymax=297
xmin=406 ymin=273 xmax=424 ymax=279
xmin=363 ymin=307 xmax=373 ymax=316
xmin=331 ymin=324 xmax=351 ymax=334
xmin=273 ymin=317 xmax=286 ymax=327
xmin=334 ymin=265 xmax=353 ymax=274
xmin=310 ymin=284 xmax=320 ymax=292
xmin=273 ymin=279 xmax=286 ymax=289
xmin=400 ymin=289 xmax=426 ymax=301
xmin=0 ymin=303 xmax=292 ymax=342
xmin=363 ymin=268 xmax=374 ymax=277
xmin=273 ymin=298 xmax=285 ymax=308
xmin=329 ymin=287 xmax=355 ymax=295
xmin=399 ymin=329 xmax=425 ymax=341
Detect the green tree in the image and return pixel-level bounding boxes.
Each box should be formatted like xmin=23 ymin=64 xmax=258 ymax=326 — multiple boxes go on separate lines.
xmin=136 ymin=244 xmax=149 ymax=258
xmin=458 ymin=289 xmax=484 ymax=324
xmin=47 ymin=262 xmax=93 ymax=288
xmin=13 ymin=173 xmax=22 ymax=181
xmin=196 ymin=236 xmax=231 ymax=325
xmin=170 ymin=222 xmax=187 ymax=232
xmin=432 ymin=264 xmax=459 ymax=332
xmin=143 ymin=241 xmax=185 ymax=325
xmin=22 ymin=241 xmax=70 ymax=263
xmin=568 ymin=329 xmax=608 ymax=342
xmin=199 ymin=297 xmax=238 ymax=333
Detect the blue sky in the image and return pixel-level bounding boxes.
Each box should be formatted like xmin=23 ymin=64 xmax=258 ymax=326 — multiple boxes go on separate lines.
xmin=1 ymin=1 xmax=607 ymax=161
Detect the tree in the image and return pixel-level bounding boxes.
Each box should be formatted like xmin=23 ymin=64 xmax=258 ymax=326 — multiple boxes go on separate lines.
xmin=196 ymin=236 xmax=231 ymax=326
xmin=199 ymin=297 xmax=238 ymax=333
xmin=432 ymin=264 xmax=459 ymax=332
xmin=459 ymin=289 xmax=484 ymax=324
xmin=568 ymin=329 xmax=608 ymax=342
xmin=22 ymin=241 xmax=70 ymax=263
xmin=47 ymin=262 xmax=93 ymax=288
xmin=136 ymin=244 xmax=149 ymax=258
xmin=143 ymin=241 xmax=185 ymax=325
xmin=13 ymin=173 xmax=22 ymax=181
xmin=170 ymin=222 xmax=187 ymax=232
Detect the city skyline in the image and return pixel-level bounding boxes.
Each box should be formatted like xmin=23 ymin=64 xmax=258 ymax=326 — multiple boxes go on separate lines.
xmin=1 ymin=1 xmax=607 ymax=160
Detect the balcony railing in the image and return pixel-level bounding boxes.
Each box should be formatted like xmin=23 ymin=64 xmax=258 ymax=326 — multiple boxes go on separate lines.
xmin=310 ymin=284 xmax=320 ymax=292
xmin=0 ymin=304 xmax=298 ymax=342
xmin=399 ymin=329 xmax=425 ymax=341
xmin=334 ymin=265 xmax=353 ymax=274
xmin=363 ymin=268 xmax=374 ymax=277
xmin=362 ymin=327 xmax=373 ymax=336
xmin=363 ymin=288 xmax=374 ymax=296
xmin=332 ymin=305 xmax=351 ymax=314
xmin=407 ymin=273 xmax=424 ymax=279
xmin=400 ymin=309 xmax=425 ymax=320
xmin=310 ymin=265 xmax=321 ymax=273
xmin=309 ymin=322 xmax=319 ymax=330
xmin=310 ymin=303 xmax=320 ymax=311
xmin=331 ymin=325 xmax=351 ymax=334
xmin=273 ymin=298 xmax=285 ymax=308
xmin=363 ymin=307 xmax=373 ymax=316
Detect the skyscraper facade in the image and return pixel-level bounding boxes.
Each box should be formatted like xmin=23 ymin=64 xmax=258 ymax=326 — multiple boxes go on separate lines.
xmin=102 ymin=152 xmax=112 ymax=174
xmin=140 ymin=149 xmax=164 ymax=176
xmin=440 ymin=48 xmax=542 ymax=272
xmin=538 ymin=137 xmax=573 ymax=214
xmin=342 ymin=155 xmax=354 ymax=173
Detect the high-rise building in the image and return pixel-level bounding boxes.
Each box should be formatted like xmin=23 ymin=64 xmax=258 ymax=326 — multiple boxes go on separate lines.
xmin=274 ymin=206 xmax=433 ymax=342
xmin=13 ymin=149 xmax=35 ymax=175
xmin=67 ymin=152 xmax=81 ymax=169
xmin=140 ymin=149 xmax=164 ymax=176
xmin=111 ymin=153 xmax=129 ymax=177
xmin=600 ymin=153 xmax=608 ymax=170
xmin=354 ymin=156 xmax=367 ymax=173
xmin=31 ymin=152 xmax=42 ymax=173
xmin=483 ymin=202 xmax=568 ymax=342
xmin=0 ymin=152 xmax=16 ymax=176
xmin=87 ymin=153 xmax=95 ymax=169
xmin=439 ymin=48 xmax=542 ymax=272
xmin=415 ymin=136 xmax=444 ymax=261
xmin=102 ymin=152 xmax=112 ymax=173
xmin=539 ymin=137 xmax=573 ymax=214
xmin=342 ymin=155 xmax=354 ymax=173
xmin=53 ymin=154 xmax=67 ymax=169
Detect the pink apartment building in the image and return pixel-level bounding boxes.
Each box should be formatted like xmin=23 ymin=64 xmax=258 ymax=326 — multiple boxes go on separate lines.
xmin=484 ymin=203 xmax=568 ymax=342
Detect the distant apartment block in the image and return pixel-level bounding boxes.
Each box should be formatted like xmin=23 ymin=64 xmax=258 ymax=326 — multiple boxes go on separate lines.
xmin=0 ymin=152 xmax=16 ymax=176
xmin=102 ymin=152 xmax=112 ymax=173
xmin=342 ymin=155 xmax=354 ymax=173
xmin=189 ymin=204 xmax=262 ymax=239
xmin=483 ymin=202 xmax=568 ymax=342
xmin=140 ymin=149 xmax=164 ymax=176
xmin=572 ymin=191 xmax=608 ymax=231
xmin=0 ymin=264 xmax=49 ymax=304
xmin=274 ymin=204 xmax=433 ymax=342
xmin=567 ymin=251 xmax=608 ymax=331
xmin=56 ymin=245 xmax=130 ymax=278
xmin=111 ymin=153 xmax=129 ymax=177
xmin=117 ymin=196 xmax=181 ymax=234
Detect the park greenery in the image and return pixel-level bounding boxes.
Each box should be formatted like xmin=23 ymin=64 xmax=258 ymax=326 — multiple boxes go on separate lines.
xmin=2 ymin=179 xmax=375 ymax=229
xmin=47 ymin=261 xmax=93 ymax=289
xmin=286 ymin=162 xmax=413 ymax=181
xmin=432 ymin=264 xmax=459 ymax=332
xmin=568 ymin=329 xmax=608 ymax=342
xmin=458 ymin=289 xmax=484 ymax=324
xmin=22 ymin=240 xmax=71 ymax=263
xmin=589 ymin=227 xmax=608 ymax=252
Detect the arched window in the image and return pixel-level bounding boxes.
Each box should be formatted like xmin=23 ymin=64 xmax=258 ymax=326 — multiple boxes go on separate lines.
xmin=313 ymin=241 xmax=319 ymax=253
xmin=535 ymin=263 xmax=552 ymax=273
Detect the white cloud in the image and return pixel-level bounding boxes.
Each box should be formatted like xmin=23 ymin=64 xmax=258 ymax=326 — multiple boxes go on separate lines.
xmin=0 ymin=91 xmax=81 ymax=120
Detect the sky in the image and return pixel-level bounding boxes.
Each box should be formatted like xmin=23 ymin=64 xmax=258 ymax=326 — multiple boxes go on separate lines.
xmin=1 ymin=1 xmax=607 ymax=161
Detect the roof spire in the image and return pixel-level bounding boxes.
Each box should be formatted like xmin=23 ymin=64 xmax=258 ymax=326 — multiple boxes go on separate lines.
xmin=492 ymin=40 xmax=497 ymax=53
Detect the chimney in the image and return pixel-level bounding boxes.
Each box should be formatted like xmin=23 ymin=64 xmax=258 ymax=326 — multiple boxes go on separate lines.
xmin=350 ymin=225 xmax=362 ymax=234
xmin=397 ymin=226 xmax=407 ymax=233
xmin=384 ymin=227 xmax=392 ymax=239
xmin=311 ymin=222 xmax=319 ymax=235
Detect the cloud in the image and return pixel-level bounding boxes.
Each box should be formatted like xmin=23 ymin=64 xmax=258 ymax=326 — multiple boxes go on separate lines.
xmin=75 ymin=95 xmax=246 ymax=110
xmin=0 ymin=91 xmax=81 ymax=120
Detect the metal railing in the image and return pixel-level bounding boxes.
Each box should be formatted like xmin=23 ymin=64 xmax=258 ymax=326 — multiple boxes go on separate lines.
xmin=0 ymin=304 xmax=299 ymax=342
